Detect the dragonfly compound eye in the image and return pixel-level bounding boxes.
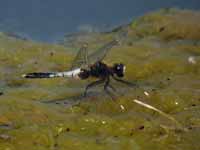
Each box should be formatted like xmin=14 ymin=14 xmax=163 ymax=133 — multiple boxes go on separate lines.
xmin=114 ymin=63 xmax=125 ymax=77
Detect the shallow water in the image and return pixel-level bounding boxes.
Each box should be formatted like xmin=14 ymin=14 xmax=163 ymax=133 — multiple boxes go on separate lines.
xmin=0 ymin=9 xmax=200 ymax=150
xmin=0 ymin=0 xmax=200 ymax=42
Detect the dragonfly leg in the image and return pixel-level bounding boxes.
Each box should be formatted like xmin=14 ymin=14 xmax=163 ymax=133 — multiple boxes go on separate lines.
xmin=84 ymin=79 xmax=105 ymax=97
xmin=104 ymin=77 xmax=116 ymax=100
xmin=104 ymin=77 xmax=116 ymax=91
xmin=112 ymin=76 xmax=137 ymax=87
xmin=108 ymin=84 xmax=116 ymax=91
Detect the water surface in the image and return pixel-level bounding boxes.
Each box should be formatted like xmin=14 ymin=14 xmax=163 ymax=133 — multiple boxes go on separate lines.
xmin=0 ymin=0 xmax=199 ymax=42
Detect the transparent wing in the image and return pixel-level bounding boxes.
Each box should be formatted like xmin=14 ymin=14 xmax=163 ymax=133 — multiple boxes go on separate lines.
xmin=70 ymin=43 xmax=89 ymax=70
xmin=87 ymin=40 xmax=119 ymax=64
xmin=70 ymin=28 xmax=128 ymax=69
xmin=87 ymin=29 xmax=128 ymax=63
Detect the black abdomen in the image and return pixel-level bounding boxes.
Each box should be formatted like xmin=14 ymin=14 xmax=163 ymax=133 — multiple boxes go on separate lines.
xmin=23 ymin=72 xmax=54 ymax=78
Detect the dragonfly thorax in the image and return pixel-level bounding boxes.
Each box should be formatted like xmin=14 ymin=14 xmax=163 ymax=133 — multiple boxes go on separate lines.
xmin=77 ymin=62 xmax=125 ymax=80
xmin=78 ymin=62 xmax=112 ymax=79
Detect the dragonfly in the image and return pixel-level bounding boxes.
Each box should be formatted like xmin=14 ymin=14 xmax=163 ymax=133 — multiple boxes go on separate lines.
xmin=22 ymin=32 xmax=136 ymax=98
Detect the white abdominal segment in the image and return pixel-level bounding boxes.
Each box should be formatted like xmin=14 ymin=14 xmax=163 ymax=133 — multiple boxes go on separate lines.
xmin=53 ymin=68 xmax=81 ymax=79
xmin=123 ymin=66 xmax=126 ymax=73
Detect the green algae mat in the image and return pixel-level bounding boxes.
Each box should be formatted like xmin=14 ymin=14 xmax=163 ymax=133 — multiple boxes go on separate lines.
xmin=0 ymin=9 xmax=200 ymax=150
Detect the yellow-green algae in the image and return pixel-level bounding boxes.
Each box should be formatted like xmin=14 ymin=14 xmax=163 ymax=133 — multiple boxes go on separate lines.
xmin=0 ymin=9 xmax=200 ymax=150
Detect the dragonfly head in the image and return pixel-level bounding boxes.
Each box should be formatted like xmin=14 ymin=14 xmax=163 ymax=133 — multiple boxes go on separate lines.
xmin=113 ymin=63 xmax=126 ymax=77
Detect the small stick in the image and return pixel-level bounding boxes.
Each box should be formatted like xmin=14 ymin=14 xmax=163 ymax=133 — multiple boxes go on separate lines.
xmin=133 ymin=99 xmax=186 ymax=131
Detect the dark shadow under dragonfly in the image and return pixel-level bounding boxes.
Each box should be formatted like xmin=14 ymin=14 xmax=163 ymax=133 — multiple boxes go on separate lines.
xmin=22 ymin=30 xmax=136 ymax=99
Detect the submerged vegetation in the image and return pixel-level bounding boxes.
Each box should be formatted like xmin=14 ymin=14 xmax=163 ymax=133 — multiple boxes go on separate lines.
xmin=0 ymin=9 xmax=200 ymax=150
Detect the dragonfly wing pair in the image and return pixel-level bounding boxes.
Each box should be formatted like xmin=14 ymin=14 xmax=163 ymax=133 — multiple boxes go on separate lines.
xmin=71 ymin=28 xmax=128 ymax=70
xmin=71 ymin=40 xmax=119 ymax=70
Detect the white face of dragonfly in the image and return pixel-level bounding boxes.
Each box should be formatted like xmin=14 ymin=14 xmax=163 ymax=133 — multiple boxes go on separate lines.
xmin=123 ymin=65 xmax=126 ymax=74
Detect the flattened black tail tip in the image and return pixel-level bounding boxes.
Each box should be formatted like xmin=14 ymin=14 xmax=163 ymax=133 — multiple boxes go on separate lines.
xmin=22 ymin=72 xmax=54 ymax=78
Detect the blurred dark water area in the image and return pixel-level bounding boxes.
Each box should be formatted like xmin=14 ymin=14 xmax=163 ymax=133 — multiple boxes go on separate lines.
xmin=0 ymin=0 xmax=199 ymax=42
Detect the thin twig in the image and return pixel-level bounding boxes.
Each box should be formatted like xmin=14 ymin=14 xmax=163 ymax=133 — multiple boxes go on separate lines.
xmin=133 ymin=99 xmax=186 ymax=131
